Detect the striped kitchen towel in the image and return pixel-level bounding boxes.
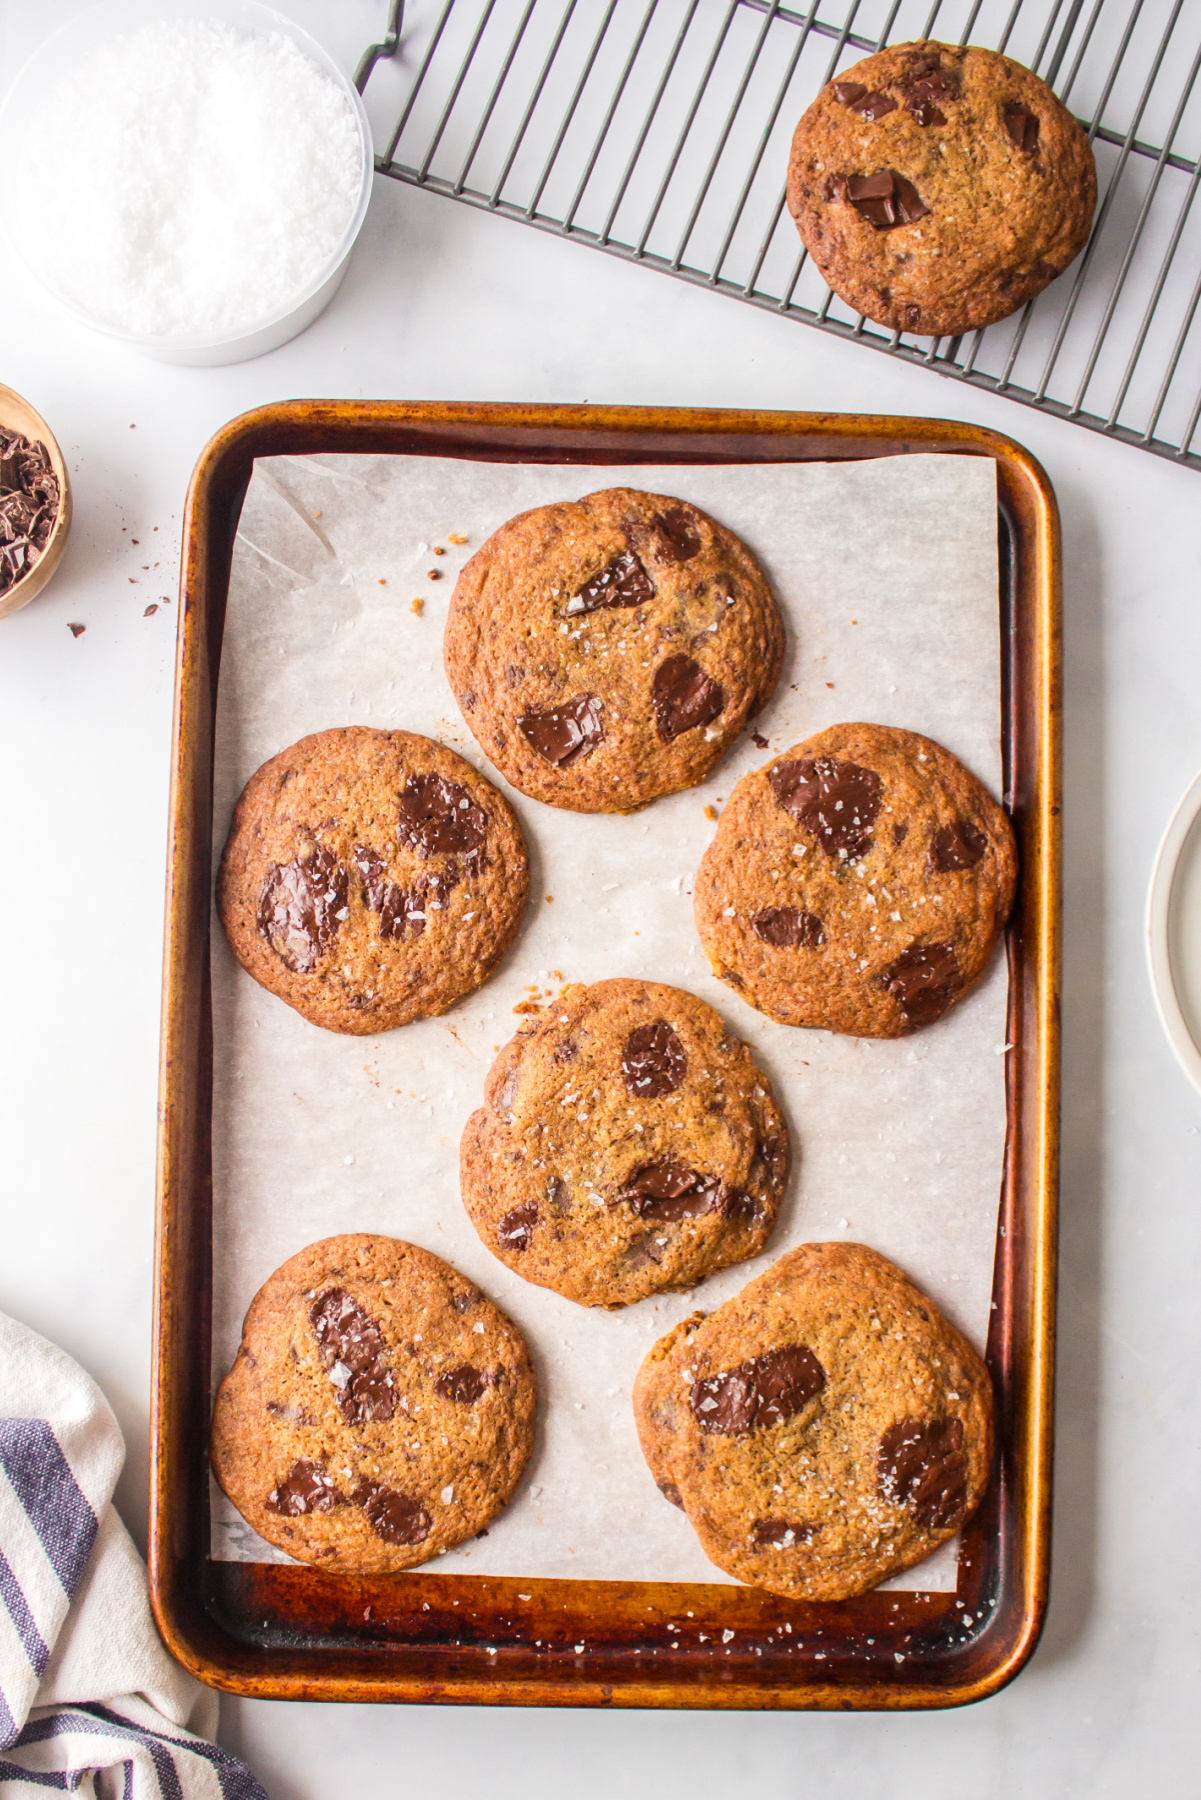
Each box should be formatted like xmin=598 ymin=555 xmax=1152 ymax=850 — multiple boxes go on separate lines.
xmin=0 ymin=1310 xmax=266 ymax=1797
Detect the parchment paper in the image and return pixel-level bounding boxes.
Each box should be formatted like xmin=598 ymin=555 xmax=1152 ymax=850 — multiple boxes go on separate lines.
xmin=209 ymin=452 xmax=1005 ymax=1593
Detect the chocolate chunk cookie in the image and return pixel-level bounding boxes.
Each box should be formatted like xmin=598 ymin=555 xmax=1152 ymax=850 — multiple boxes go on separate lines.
xmin=633 ymin=1241 xmax=993 ymax=1601
xmin=444 ymin=488 xmax=785 ymax=813
xmin=459 ymin=978 xmax=790 ymax=1307
xmin=694 ymin=723 xmax=1016 ymax=1037
xmin=211 ymin=1234 xmax=537 ymax=1572
xmin=217 ymin=727 xmax=529 ymax=1034
xmin=787 ymin=41 xmax=1096 ymax=336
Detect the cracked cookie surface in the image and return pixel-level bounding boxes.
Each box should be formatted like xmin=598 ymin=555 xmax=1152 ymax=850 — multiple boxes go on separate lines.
xmin=217 ymin=726 xmax=529 ymax=1034
xmin=459 ymin=978 xmax=791 ymax=1307
xmin=443 ymin=488 xmax=785 ymax=813
xmin=787 ymin=41 xmax=1096 ymax=336
xmin=694 ymin=722 xmax=1016 ymax=1037
xmin=210 ymin=1234 xmax=537 ymax=1573
xmin=633 ymin=1241 xmax=993 ymax=1601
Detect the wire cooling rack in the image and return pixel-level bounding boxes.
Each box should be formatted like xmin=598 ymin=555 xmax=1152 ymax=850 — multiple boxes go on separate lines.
xmin=355 ymin=0 xmax=1201 ymax=470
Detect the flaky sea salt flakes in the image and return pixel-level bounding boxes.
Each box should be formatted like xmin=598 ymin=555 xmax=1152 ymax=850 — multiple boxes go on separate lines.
xmin=20 ymin=20 xmax=361 ymax=337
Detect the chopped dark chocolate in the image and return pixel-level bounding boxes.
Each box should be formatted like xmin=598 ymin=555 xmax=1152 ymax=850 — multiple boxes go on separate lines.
xmin=832 ymin=80 xmax=868 ymax=106
xmin=519 ymin=694 xmax=604 ymax=766
xmin=877 ymin=1415 xmax=968 ymax=1529
xmin=1003 ymin=102 xmax=1039 ymax=153
xmin=266 ymin=1458 xmax=342 ymax=1516
xmin=750 ymin=1517 xmax=816 ymax=1548
xmin=852 ymin=89 xmax=898 ymax=120
xmin=0 ymin=429 xmax=60 ymax=600
xmin=931 ymin=819 xmax=987 ymax=871
xmin=353 ymin=844 xmax=432 ymax=940
xmin=768 ymin=756 xmax=883 ymax=858
xmin=617 ymin=1158 xmax=725 ymax=1223
xmin=844 ymin=169 xmax=930 ymax=229
xmin=690 ymin=1343 xmax=826 ymax=1435
xmin=256 ymin=845 xmax=348 ymax=973
xmin=309 ymin=1287 xmax=398 ymax=1425
xmin=621 ymin=1019 xmax=687 ymax=1098
xmin=353 ymin=1480 xmax=432 ymax=1546
xmin=498 ymin=1200 xmax=539 ymax=1251
xmin=879 ymin=941 xmax=961 ymax=1028
xmin=433 ymin=1365 xmax=488 ymax=1404
xmin=397 ymin=772 xmax=488 ymax=861
xmin=652 ymin=654 xmax=724 ymax=742
xmin=646 ymin=506 xmax=702 ymax=563
xmin=564 ymin=548 xmax=654 ymax=616
xmin=751 ymin=906 xmax=826 ymax=949
xmin=902 ymin=67 xmax=956 ymax=126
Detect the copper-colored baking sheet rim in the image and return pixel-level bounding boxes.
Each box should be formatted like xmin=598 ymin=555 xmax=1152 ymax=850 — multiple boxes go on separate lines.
xmin=151 ymin=403 xmax=1061 ymax=1710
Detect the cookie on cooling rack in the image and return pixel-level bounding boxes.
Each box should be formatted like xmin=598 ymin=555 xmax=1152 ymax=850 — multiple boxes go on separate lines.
xmin=217 ymin=726 xmax=529 ymax=1034
xmin=443 ymin=487 xmax=785 ymax=812
xmin=786 ymin=40 xmax=1096 ymax=337
xmin=211 ymin=1234 xmax=537 ymax=1573
xmin=459 ymin=978 xmax=790 ymax=1307
xmin=694 ymin=722 xmax=1017 ymax=1037
xmin=633 ymin=1241 xmax=993 ymax=1602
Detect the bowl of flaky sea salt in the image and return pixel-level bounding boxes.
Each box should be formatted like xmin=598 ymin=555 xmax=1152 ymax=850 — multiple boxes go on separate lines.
xmin=0 ymin=1 xmax=373 ymax=364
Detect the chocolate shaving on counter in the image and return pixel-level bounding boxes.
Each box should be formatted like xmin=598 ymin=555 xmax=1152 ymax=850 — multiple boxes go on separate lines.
xmin=565 ymin=548 xmax=654 ymax=616
xmin=519 ymin=694 xmax=604 ymax=766
xmin=690 ymin=1344 xmax=826 ymax=1435
xmin=0 ymin=430 xmax=60 ymax=599
xmin=1003 ymin=102 xmax=1040 ymax=153
xmin=844 ymin=169 xmax=930 ymax=229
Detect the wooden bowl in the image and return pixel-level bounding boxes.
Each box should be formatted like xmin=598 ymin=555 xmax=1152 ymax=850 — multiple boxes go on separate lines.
xmin=0 ymin=384 xmax=71 ymax=621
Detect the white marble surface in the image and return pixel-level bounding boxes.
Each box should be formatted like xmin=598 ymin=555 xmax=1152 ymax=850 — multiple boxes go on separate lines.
xmin=2 ymin=1 xmax=1200 ymax=1793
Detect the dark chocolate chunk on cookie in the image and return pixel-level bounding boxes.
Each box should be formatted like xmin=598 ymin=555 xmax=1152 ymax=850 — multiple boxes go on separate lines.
xmin=218 ymin=727 xmax=529 ymax=1035
xmin=460 ymin=978 xmax=790 ymax=1307
xmin=633 ymin=1241 xmax=993 ymax=1601
xmin=694 ymin=722 xmax=1016 ymax=1037
xmin=211 ymin=1234 xmax=537 ymax=1573
xmin=444 ymin=488 xmax=784 ymax=813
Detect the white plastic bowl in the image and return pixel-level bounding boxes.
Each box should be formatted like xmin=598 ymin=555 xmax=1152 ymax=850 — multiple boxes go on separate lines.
xmin=0 ymin=0 xmax=373 ymax=365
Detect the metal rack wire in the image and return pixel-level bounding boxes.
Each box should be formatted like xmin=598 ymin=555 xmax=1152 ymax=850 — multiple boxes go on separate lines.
xmin=356 ymin=0 xmax=1201 ymax=471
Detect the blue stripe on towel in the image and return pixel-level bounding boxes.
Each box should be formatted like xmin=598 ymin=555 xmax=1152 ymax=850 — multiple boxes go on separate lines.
xmin=0 ymin=1546 xmax=49 ymax=1676
xmin=0 ymin=1420 xmax=97 ymax=1597
xmin=17 ymin=1709 xmax=185 ymax=1800
xmin=90 ymin=1704 xmax=269 ymax=1800
xmin=0 ymin=1759 xmax=73 ymax=1787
